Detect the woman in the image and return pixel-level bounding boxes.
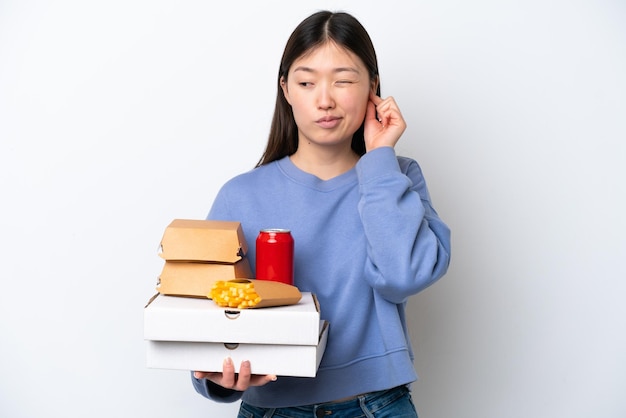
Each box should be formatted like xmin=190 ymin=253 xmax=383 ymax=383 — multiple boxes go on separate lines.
xmin=192 ymin=10 xmax=451 ymax=418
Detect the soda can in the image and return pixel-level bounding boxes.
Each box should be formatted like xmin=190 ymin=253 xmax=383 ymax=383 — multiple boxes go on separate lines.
xmin=255 ymin=229 xmax=294 ymax=285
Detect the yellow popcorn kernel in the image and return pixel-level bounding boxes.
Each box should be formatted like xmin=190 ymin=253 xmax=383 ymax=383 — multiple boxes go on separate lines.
xmin=209 ymin=280 xmax=262 ymax=309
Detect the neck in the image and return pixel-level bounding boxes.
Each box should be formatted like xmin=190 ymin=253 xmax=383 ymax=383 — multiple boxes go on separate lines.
xmin=289 ymin=143 xmax=359 ymax=180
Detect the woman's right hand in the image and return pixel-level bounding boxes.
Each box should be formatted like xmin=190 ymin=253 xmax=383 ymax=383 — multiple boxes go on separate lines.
xmin=364 ymin=91 xmax=407 ymax=151
xmin=193 ymin=357 xmax=277 ymax=391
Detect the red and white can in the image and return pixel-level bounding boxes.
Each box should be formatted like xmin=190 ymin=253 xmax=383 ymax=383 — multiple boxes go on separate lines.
xmin=255 ymin=229 xmax=294 ymax=285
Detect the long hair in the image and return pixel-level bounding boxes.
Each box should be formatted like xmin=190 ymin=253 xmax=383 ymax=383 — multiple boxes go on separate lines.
xmin=257 ymin=11 xmax=381 ymax=167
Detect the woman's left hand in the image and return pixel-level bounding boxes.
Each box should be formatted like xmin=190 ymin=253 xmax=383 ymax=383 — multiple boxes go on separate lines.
xmin=364 ymin=91 xmax=407 ymax=151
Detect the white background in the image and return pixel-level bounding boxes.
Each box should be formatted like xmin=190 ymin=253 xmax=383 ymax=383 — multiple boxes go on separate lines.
xmin=1 ymin=1 xmax=624 ymax=417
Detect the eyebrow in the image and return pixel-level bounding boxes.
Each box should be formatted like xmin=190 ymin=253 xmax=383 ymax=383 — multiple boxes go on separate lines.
xmin=292 ymin=66 xmax=361 ymax=74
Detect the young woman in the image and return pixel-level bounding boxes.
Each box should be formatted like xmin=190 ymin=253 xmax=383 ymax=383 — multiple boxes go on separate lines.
xmin=192 ymin=10 xmax=451 ymax=418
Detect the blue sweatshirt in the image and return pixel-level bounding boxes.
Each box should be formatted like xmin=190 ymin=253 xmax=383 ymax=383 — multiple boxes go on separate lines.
xmin=192 ymin=147 xmax=451 ymax=408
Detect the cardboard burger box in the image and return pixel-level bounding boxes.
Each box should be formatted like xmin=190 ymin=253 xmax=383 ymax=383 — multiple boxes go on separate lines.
xmin=144 ymin=292 xmax=328 ymax=377
xmin=156 ymin=219 xmax=252 ymax=298
xmin=157 ymin=259 xmax=253 ymax=298
xmin=159 ymin=219 xmax=248 ymax=262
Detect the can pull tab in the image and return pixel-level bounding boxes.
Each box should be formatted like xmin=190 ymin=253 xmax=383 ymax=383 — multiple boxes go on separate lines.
xmin=224 ymin=310 xmax=241 ymax=320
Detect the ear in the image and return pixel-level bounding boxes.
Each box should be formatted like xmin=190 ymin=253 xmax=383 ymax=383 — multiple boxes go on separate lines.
xmin=370 ymin=76 xmax=379 ymax=95
xmin=280 ymin=77 xmax=291 ymax=105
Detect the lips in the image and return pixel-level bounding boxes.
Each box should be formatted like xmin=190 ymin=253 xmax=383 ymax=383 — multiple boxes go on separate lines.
xmin=316 ymin=115 xmax=342 ymax=129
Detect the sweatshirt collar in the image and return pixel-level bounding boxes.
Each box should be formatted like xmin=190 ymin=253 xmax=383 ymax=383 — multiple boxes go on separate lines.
xmin=276 ymin=156 xmax=357 ymax=192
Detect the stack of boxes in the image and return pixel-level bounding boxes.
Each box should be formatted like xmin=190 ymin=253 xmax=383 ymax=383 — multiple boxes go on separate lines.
xmin=143 ymin=219 xmax=329 ymax=377
xmin=156 ymin=219 xmax=253 ymax=298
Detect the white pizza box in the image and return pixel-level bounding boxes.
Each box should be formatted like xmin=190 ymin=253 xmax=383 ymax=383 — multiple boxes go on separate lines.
xmin=146 ymin=321 xmax=329 ymax=377
xmin=144 ymin=292 xmax=321 ymax=346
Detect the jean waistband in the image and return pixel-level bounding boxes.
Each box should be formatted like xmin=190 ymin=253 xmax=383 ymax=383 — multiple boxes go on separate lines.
xmin=251 ymin=384 xmax=410 ymax=416
xmin=322 ymin=385 xmax=408 ymax=409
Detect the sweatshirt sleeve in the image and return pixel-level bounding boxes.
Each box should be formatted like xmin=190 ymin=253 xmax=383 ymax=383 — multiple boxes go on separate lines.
xmin=356 ymin=146 xmax=451 ymax=303
xmin=191 ymin=372 xmax=243 ymax=403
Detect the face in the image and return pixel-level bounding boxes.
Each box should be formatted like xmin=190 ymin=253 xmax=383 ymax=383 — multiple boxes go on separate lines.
xmin=281 ymin=42 xmax=374 ymax=150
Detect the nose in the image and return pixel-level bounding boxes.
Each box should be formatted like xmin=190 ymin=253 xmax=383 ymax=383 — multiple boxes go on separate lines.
xmin=317 ymin=84 xmax=335 ymax=110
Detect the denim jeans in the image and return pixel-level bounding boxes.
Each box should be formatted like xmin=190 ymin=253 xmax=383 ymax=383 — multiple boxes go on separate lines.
xmin=237 ymin=385 xmax=418 ymax=418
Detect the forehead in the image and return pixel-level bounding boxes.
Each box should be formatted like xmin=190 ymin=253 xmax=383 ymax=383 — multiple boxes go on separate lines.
xmin=290 ymin=41 xmax=366 ymax=73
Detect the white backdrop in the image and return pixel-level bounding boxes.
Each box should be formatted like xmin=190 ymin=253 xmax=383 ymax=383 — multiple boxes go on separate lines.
xmin=1 ymin=1 xmax=624 ymax=417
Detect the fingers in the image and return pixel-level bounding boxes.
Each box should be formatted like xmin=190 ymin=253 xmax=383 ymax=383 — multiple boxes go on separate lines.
xmin=213 ymin=356 xmax=234 ymax=388
xmin=233 ymin=360 xmax=251 ymax=390
xmin=369 ymin=90 xmax=383 ymax=106
xmin=375 ymin=98 xmax=401 ymax=126
xmin=368 ymin=92 xmax=403 ymax=125
xmin=193 ymin=370 xmax=223 ymax=381
xmin=194 ymin=358 xmax=277 ymax=392
xmin=365 ymin=97 xmax=378 ymax=123
xmin=232 ymin=360 xmax=277 ymax=389
xmin=364 ymin=92 xmax=406 ymax=150
xmin=193 ymin=371 xmax=209 ymax=379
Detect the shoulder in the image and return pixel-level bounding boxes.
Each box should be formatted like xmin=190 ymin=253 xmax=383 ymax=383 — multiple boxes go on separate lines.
xmin=395 ymin=155 xmax=427 ymax=186
xmin=209 ymin=162 xmax=281 ymax=219
xmin=396 ymin=155 xmax=422 ymax=174
xmin=220 ymin=161 xmax=280 ymax=190
xmin=395 ymin=155 xmax=433 ymax=201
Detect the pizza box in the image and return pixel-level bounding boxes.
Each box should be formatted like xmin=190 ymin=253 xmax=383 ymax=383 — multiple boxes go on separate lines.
xmin=146 ymin=321 xmax=328 ymax=377
xmin=144 ymin=292 xmax=320 ymax=346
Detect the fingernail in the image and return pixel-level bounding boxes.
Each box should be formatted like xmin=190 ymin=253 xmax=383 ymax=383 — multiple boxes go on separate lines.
xmin=270 ymin=375 xmax=278 ymax=382
xmin=224 ymin=357 xmax=232 ymax=366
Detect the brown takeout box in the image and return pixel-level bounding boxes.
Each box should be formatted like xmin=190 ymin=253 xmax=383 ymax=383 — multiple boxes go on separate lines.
xmin=158 ymin=219 xmax=247 ymax=263
xmin=157 ymin=259 xmax=253 ymax=298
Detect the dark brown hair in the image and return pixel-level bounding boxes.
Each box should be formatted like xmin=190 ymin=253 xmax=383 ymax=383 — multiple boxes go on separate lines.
xmin=257 ymin=11 xmax=380 ymax=166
